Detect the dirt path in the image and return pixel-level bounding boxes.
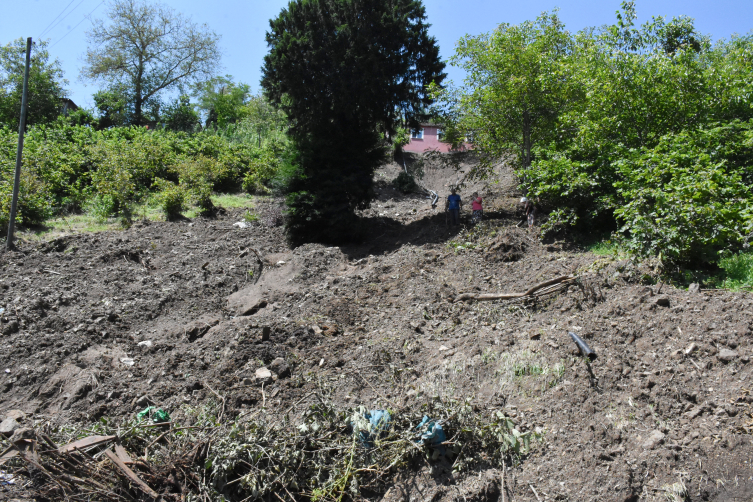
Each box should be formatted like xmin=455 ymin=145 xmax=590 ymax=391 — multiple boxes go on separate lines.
xmin=1 ymin=161 xmax=751 ymax=501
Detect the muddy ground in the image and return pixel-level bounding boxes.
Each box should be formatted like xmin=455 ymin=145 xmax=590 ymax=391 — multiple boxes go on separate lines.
xmin=1 ymin=160 xmax=752 ymax=501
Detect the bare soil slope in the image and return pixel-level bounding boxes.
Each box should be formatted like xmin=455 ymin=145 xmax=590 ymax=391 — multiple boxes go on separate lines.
xmin=1 ymin=161 xmax=752 ymax=501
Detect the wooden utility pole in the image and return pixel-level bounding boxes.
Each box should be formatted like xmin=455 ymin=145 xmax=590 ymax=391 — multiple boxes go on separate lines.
xmin=6 ymin=37 xmax=32 ymax=251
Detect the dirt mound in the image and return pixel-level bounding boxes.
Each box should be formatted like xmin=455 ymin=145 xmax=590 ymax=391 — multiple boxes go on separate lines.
xmin=486 ymin=227 xmax=529 ymax=261
xmin=1 ymin=164 xmax=752 ymax=501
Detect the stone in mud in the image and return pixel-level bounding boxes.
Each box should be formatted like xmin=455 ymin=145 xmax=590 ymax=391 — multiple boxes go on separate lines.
xmin=642 ymin=430 xmax=665 ymax=449
xmin=0 ymin=417 xmax=19 ymax=437
xmin=255 ymin=367 xmax=273 ymax=384
xmin=269 ymin=357 xmax=290 ymax=378
xmin=717 ymin=349 xmax=739 ymax=363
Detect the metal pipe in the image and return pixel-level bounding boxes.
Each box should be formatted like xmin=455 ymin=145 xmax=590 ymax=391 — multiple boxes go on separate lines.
xmin=569 ymin=332 xmax=597 ymax=360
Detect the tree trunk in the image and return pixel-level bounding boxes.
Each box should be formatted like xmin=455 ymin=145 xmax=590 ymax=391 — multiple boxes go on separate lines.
xmin=522 ymin=109 xmax=532 ymax=170
xmin=134 ymin=57 xmax=145 ymax=126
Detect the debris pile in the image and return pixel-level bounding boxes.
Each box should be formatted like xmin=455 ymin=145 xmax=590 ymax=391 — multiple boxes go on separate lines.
xmin=1 ymin=398 xmax=537 ymax=501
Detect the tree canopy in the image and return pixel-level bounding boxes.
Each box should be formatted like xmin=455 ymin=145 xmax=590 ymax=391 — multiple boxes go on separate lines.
xmin=194 ymin=76 xmax=251 ymax=129
xmin=262 ymin=0 xmax=445 ymax=244
xmin=0 ymin=38 xmax=68 ymax=128
xmin=440 ymin=1 xmax=753 ymax=265
xmin=439 ymin=11 xmax=574 ymax=173
xmin=82 ymin=0 xmax=221 ymax=126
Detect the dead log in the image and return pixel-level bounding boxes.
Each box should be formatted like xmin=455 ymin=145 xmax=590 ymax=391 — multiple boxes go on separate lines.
xmin=455 ymin=276 xmax=575 ymax=303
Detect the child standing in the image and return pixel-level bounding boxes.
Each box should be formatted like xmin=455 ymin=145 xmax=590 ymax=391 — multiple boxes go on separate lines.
xmin=471 ymin=192 xmax=483 ymax=224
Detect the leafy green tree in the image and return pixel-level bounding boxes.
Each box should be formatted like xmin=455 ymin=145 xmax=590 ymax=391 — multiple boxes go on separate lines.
xmin=162 ymin=94 xmax=200 ymax=132
xmin=0 ymin=38 xmax=68 ymax=127
xmin=438 ymin=11 xmax=574 ymax=174
xmin=82 ymin=0 xmax=221 ymax=126
xmin=194 ymin=76 xmax=251 ymax=128
xmin=262 ymin=0 xmax=445 ymax=244
xmin=243 ymin=93 xmax=287 ymax=147
xmin=93 ymin=87 xmax=132 ymax=129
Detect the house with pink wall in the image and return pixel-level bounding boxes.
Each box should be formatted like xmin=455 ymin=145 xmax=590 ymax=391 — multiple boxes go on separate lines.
xmin=403 ymin=124 xmax=471 ymax=154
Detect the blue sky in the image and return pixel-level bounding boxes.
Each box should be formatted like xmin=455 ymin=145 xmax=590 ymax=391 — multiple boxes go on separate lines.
xmin=4 ymin=0 xmax=752 ymax=108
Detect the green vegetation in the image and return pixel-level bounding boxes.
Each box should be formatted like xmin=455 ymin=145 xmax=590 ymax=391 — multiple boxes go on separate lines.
xmin=436 ymin=1 xmax=753 ymax=267
xmin=28 ymin=397 xmax=539 ymax=501
xmin=392 ymin=171 xmax=418 ymax=193
xmin=82 ymin=0 xmax=221 ymax=126
xmin=0 ymin=121 xmax=286 ymax=229
xmin=0 ymin=38 xmax=68 ymax=128
xmin=715 ymin=251 xmax=753 ymax=290
xmin=262 ymin=0 xmax=445 ymax=245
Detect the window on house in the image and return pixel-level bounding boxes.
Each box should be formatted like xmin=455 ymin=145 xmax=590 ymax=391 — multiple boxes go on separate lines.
xmin=411 ymin=128 xmax=424 ymax=139
xmin=437 ymin=128 xmax=444 ymax=141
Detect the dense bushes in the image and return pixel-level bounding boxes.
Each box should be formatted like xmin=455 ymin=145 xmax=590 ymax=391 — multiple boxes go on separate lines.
xmin=441 ymin=2 xmax=753 ymax=266
xmin=0 ymin=120 xmax=286 ymax=228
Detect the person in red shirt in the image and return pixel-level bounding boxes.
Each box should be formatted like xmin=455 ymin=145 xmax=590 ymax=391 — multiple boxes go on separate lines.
xmin=471 ymin=192 xmax=483 ymax=224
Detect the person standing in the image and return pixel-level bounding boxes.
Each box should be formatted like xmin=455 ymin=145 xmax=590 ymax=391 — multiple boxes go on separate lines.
xmin=471 ymin=192 xmax=483 ymax=224
xmin=524 ymin=197 xmax=536 ymax=229
xmin=446 ymin=188 xmax=462 ymax=226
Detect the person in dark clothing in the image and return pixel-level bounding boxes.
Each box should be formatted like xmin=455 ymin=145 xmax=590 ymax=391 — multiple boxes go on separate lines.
xmin=524 ymin=197 xmax=536 ymax=229
xmin=446 ymin=188 xmax=462 ymax=226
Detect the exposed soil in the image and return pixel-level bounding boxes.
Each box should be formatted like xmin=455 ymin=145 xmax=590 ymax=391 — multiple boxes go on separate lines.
xmin=1 ymin=160 xmax=752 ymax=501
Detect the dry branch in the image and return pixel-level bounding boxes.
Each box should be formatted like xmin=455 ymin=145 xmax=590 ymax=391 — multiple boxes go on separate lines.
xmin=454 ymin=275 xmax=576 ymax=303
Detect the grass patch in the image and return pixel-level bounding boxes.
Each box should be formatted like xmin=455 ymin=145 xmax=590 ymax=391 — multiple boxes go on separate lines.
xmin=16 ymin=192 xmax=258 ymax=241
xmin=587 ymin=239 xmax=621 ymax=256
xmin=211 ymin=192 xmax=257 ymax=209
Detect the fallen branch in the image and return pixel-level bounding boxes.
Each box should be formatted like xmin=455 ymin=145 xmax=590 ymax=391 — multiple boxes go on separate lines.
xmin=455 ymin=275 xmax=575 ymax=303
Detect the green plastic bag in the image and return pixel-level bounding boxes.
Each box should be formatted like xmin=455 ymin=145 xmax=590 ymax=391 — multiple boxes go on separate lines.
xmin=136 ymin=406 xmax=170 ymax=423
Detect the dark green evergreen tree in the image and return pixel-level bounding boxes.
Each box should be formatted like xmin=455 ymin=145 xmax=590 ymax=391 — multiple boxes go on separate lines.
xmin=262 ymin=0 xmax=445 ymax=244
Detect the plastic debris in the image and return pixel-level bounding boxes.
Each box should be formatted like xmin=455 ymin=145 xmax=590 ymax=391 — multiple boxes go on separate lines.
xmin=233 ymin=221 xmax=250 ymax=229
xmin=349 ymin=407 xmax=391 ymax=446
xmin=416 ymin=416 xmax=447 ymax=456
xmin=0 ymin=470 xmax=15 ymax=485
xmin=137 ymin=406 xmax=170 ymax=423
xmin=137 ymin=340 xmax=153 ymax=348
xmin=120 ymin=357 xmax=135 ymax=367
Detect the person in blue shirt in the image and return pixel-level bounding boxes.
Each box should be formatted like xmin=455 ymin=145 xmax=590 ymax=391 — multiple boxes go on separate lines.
xmin=446 ymin=188 xmax=462 ymax=226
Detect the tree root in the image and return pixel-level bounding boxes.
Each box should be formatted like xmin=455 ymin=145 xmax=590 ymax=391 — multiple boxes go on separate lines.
xmin=454 ymin=275 xmax=576 ymax=303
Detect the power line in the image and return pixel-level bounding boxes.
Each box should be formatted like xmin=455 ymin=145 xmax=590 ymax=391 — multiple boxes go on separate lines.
xmin=40 ymin=0 xmax=89 ymax=40
xmin=38 ymin=0 xmax=77 ymax=39
xmin=50 ymin=0 xmax=105 ymax=49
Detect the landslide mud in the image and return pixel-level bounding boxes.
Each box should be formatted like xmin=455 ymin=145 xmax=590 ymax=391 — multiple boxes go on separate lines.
xmin=1 ymin=163 xmax=752 ymax=501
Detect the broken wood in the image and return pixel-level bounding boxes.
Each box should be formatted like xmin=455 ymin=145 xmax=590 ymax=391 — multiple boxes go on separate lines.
xmin=114 ymin=444 xmax=133 ymax=464
xmin=455 ymin=275 xmax=575 ymax=303
xmin=58 ymin=435 xmax=116 ymax=454
xmin=104 ymin=448 xmax=159 ymax=499
xmin=0 ymin=445 xmax=18 ymax=465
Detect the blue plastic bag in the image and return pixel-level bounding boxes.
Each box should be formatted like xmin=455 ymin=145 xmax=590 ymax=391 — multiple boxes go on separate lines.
xmin=349 ymin=406 xmax=391 ymax=446
xmin=416 ymin=415 xmax=446 ymax=455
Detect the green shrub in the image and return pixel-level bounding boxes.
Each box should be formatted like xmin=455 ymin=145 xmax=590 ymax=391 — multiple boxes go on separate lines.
xmin=528 ymin=121 xmax=753 ymax=265
xmin=716 ymin=251 xmax=753 ymax=290
xmin=392 ymin=171 xmax=418 ymax=193
xmin=0 ymin=164 xmax=52 ymax=229
xmin=612 ymin=127 xmax=753 ymax=265
xmin=152 ymin=178 xmax=186 ymax=219
xmin=175 ymin=156 xmax=215 ymax=213
xmin=242 ymin=150 xmax=277 ymax=194
xmin=0 ymin=121 xmax=289 ymax=228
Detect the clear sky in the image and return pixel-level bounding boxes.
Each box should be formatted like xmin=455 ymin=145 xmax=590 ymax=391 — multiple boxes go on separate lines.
xmin=3 ymin=0 xmax=752 ymax=109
